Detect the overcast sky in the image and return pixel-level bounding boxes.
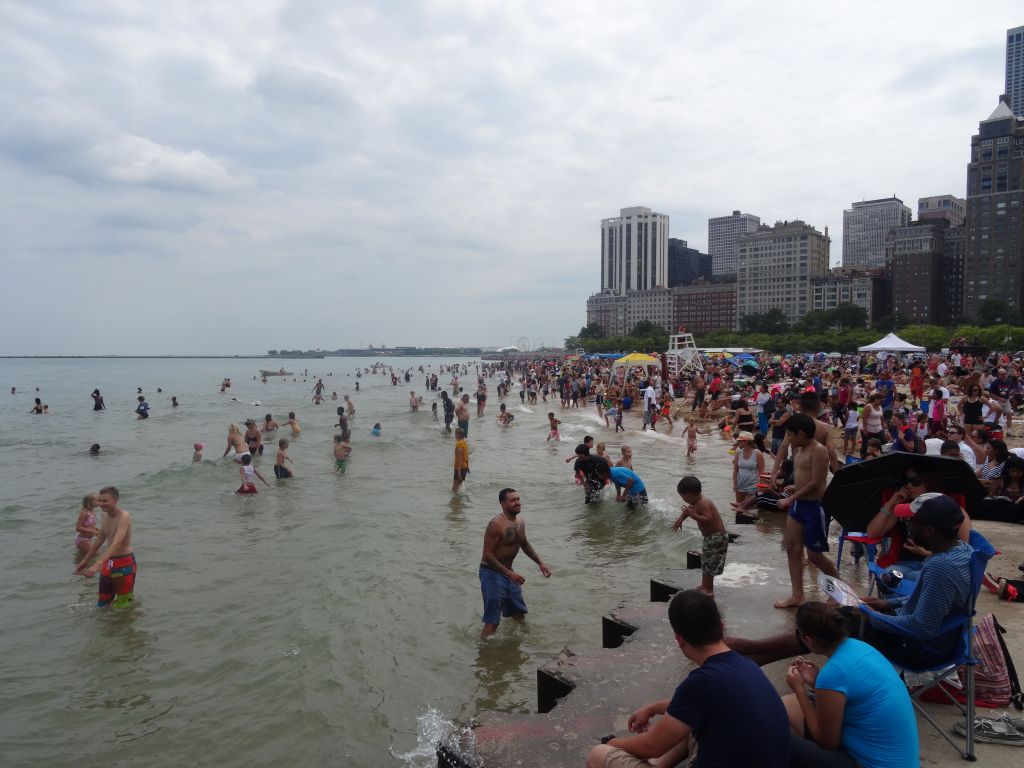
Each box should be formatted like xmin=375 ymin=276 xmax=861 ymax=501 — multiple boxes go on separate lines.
xmin=0 ymin=1 xmax=1020 ymax=354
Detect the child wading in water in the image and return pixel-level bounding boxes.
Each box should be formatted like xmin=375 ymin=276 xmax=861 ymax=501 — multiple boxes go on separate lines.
xmin=274 ymin=438 xmax=294 ymax=479
xmin=236 ymin=454 xmax=269 ymax=494
xmin=333 ymin=434 xmax=352 ymax=473
xmin=192 ymin=442 xmax=204 ymax=463
xmin=546 ymin=412 xmax=561 ymax=441
xmin=672 ymin=476 xmax=728 ymax=596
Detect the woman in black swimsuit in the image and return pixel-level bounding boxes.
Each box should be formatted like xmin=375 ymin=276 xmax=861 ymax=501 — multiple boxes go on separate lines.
xmin=733 ymin=398 xmax=756 ymax=432
xmin=29 ymin=397 xmax=43 ymax=414
xmin=958 ymin=384 xmax=987 ymax=432
xmin=91 ymin=389 xmax=105 ymax=411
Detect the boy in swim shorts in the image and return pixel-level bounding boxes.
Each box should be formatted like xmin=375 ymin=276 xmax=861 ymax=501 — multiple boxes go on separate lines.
xmin=274 ymin=438 xmax=293 ymax=479
xmin=236 ymin=453 xmax=269 ymax=493
xmin=546 ymin=412 xmax=561 ymax=441
xmin=333 ymin=434 xmax=351 ymax=474
xmin=672 ymin=476 xmax=728 ymax=596
xmin=774 ymin=414 xmax=839 ymax=608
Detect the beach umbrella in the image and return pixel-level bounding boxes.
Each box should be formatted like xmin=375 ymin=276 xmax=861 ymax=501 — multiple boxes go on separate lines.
xmin=821 ymin=454 xmax=985 ymax=532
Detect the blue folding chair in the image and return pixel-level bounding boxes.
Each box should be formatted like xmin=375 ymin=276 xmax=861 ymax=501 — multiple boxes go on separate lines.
xmin=857 ymin=529 xmax=996 ymax=761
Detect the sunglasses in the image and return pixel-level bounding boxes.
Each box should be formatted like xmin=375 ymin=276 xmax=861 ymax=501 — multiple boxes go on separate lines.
xmin=904 ymin=476 xmax=923 ymax=486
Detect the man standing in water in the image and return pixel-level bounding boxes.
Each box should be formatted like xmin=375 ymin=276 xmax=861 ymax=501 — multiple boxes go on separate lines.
xmin=479 ymin=488 xmax=551 ymax=638
xmin=455 ymin=393 xmax=471 ymax=438
xmin=441 ymin=391 xmax=455 ymax=432
xmin=74 ymin=486 xmax=137 ymax=607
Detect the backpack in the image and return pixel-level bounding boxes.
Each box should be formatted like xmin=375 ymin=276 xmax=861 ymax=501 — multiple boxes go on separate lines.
xmin=923 ymin=614 xmax=1024 ymax=709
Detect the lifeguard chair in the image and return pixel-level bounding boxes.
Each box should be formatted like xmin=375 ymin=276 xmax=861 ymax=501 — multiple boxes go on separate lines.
xmin=666 ymin=331 xmax=703 ymax=378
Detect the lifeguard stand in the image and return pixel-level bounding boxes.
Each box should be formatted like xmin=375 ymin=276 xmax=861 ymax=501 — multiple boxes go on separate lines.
xmin=666 ymin=332 xmax=703 ymax=377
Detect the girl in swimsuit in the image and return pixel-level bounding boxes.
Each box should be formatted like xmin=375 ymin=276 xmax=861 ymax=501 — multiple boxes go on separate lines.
xmin=74 ymin=493 xmax=101 ymax=554
xmin=223 ymin=423 xmax=250 ymax=462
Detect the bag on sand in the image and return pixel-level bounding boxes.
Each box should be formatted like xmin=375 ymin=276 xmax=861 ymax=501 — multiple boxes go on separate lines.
xmin=921 ymin=614 xmax=1022 ymax=709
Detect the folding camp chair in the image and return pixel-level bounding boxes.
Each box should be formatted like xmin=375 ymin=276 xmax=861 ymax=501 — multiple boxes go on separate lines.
xmin=857 ymin=529 xmax=996 ymax=760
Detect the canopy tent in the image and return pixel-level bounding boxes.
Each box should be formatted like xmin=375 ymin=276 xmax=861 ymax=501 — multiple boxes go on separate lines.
xmin=857 ymin=333 xmax=925 ymax=354
xmin=496 ymin=345 xmax=519 ymax=352
xmin=610 ymin=352 xmax=663 ymax=383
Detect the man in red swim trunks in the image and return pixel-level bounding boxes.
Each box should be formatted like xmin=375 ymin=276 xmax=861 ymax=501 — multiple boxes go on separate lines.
xmin=75 ymin=486 xmax=137 ymax=607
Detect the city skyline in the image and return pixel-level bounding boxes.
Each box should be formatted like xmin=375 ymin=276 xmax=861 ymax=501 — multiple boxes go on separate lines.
xmin=1 ymin=3 xmax=1022 ymax=353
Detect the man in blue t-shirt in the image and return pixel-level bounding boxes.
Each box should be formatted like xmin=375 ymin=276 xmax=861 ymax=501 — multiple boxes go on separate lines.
xmin=586 ymin=591 xmax=789 ymax=768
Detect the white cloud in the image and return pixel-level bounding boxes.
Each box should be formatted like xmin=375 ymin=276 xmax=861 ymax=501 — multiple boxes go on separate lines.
xmin=0 ymin=0 xmax=1021 ymax=353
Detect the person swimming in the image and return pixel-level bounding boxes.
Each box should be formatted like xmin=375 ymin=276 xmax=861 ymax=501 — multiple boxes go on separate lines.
xmin=371 ymin=423 xmax=382 ymax=437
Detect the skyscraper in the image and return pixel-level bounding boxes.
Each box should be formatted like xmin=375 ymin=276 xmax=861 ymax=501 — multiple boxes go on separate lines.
xmin=842 ymin=197 xmax=912 ymax=268
xmin=736 ymin=220 xmax=830 ymax=327
xmin=667 ymin=238 xmax=712 ymax=287
xmin=600 ymin=206 xmax=670 ymax=295
xmin=963 ymin=95 xmax=1024 ymax=319
xmin=1007 ymin=26 xmax=1024 ymax=117
xmin=708 ymin=210 xmax=760 ymax=277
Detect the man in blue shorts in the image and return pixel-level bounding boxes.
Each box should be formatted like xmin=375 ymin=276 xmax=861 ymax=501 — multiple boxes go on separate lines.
xmin=586 ymin=591 xmax=789 ymax=768
xmin=774 ymin=414 xmax=839 ymax=608
xmin=479 ymin=488 xmax=551 ymax=638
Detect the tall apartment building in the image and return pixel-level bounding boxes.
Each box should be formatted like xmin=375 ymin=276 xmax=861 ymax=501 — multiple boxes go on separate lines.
xmin=842 ymin=197 xmax=912 ymax=268
xmin=667 ymin=238 xmax=712 ymax=287
xmin=918 ymin=195 xmax=966 ymax=226
xmin=810 ymin=267 xmax=886 ymax=326
xmin=736 ymin=220 xmax=830 ymax=327
xmin=944 ymin=225 xmax=966 ymax=318
xmin=600 ymin=206 xmax=670 ymax=295
xmin=963 ymin=95 xmax=1024 ymax=318
xmin=708 ymin=210 xmax=760 ymax=277
xmin=1008 ymin=26 xmax=1024 ymax=117
xmin=886 ymin=222 xmax=947 ymax=325
xmin=625 ymin=289 xmax=674 ymax=334
xmin=585 ymin=292 xmax=627 ymax=337
xmin=672 ymin=280 xmax=737 ymax=334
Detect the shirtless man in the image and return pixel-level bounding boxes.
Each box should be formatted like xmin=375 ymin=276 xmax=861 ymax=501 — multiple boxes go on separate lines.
xmin=313 ymin=379 xmax=326 ymax=397
xmin=770 ymin=391 xmax=841 ymax=483
xmin=455 ymin=393 xmax=471 ymax=438
xmin=74 ymin=486 xmax=137 ymax=607
xmin=409 ymin=391 xmax=420 ymax=411
xmin=262 ymin=413 xmax=279 ymax=433
xmin=344 ymin=395 xmax=355 ymax=418
xmin=773 ymin=413 xmax=838 ymax=608
xmin=286 ymin=411 xmax=301 ymax=435
xmin=479 ymin=488 xmax=551 ymax=638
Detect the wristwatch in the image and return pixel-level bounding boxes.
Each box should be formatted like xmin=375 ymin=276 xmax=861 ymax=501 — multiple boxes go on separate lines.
xmin=600 ymin=734 xmax=616 ymax=744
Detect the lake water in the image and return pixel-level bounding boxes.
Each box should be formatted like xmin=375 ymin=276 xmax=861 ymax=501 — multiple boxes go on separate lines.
xmin=0 ymin=357 xmax=747 ymax=768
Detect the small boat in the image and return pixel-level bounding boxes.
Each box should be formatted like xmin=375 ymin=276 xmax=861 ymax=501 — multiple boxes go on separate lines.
xmin=260 ymin=368 xmax=293 ymax=377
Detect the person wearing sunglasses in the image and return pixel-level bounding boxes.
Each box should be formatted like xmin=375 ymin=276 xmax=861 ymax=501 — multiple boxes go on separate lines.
xmin=865 ymin=465 xmax=973 ymax=594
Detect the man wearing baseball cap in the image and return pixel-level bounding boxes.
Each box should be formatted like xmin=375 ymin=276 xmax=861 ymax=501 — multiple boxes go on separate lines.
xmin=730 ymin=492 xmax=973 ymax=668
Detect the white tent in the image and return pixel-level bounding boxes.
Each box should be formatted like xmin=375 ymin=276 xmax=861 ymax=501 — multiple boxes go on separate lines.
xmin=858 ymin=333 xmax=925 ymax=353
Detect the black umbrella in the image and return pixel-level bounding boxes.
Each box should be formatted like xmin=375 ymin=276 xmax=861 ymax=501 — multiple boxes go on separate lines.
xmin=822 ymin=453 xmax=985 ymax=532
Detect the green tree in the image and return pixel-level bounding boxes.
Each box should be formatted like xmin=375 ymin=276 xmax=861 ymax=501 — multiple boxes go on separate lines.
xmin=832 ymin=303 xmax=868 ymax=330
xmin=977 ymin=299 xmax=1019 ymax=326
xmin=740 ymin=309 xmax=789 ymax=335
xmin=793 ymin=310 xmax=833 ymax=335
xmin=267 ymin=350 xmax=278 ymax=356
xmin=629 ymin=320 xmax=661 ymax=337
xmin=578 ymin=322 xmax=605 ymax=340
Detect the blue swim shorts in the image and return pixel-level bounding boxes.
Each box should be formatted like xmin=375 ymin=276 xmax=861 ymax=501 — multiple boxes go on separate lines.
xmin=788 ymin=499 xmax=830 ymax=553
xmin=479 ymin=565 xmax=528 ymax=626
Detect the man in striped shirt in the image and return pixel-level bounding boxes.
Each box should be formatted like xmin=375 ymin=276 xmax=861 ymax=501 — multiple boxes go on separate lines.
xmin=730 ymin=494 xmax=971 ymax=668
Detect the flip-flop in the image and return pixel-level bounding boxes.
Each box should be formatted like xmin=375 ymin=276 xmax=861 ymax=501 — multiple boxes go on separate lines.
xmin=953 ymin=714 xmax=1024 ymax=744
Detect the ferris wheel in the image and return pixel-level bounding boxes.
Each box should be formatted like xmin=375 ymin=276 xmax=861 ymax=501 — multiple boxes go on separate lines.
xmin=517 ymin=336 xmax=531 ymax=352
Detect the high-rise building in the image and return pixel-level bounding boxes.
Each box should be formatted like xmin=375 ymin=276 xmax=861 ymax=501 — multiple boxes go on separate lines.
xmin=886 ymin=222 xmax=947 ymax=325
xmin=736 ymin=220 xmax=830 ymax=327
xmin=625 ymin=288 xmax=674 ymax=334
xmin=585 ymin=292 xmax=627 ymax=337
xmin=842 ymin=197 xmax=912 ymax=268
xmin=917 ymin=195 xmax=966 ymax=226
xmin=943 ymin=225 xmax=966 ymax=319
xmin=963 ymin=95 xmax=1024 ymax=319
xmin=810 ymin=267 xmax=886 ymax=326
xmin=671 ymin=280 xmax=737 ymax=334
xmin=667 ymin=238 xmax=712 ymax=287
xmin=708 ymin=210 xmax=760 ymax=277
xmin=600 ymin=206 xmax=670 ymax=295
xmin=1007 ymin=26 xmax=1024 ymax=117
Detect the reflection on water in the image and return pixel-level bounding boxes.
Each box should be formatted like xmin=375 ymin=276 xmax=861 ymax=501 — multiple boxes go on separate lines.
xmin=0 ymin=357 xmax=750 ymax=767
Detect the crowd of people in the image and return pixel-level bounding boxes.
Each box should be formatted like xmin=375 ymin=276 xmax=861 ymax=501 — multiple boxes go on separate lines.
xmin=31 ymin=344 xmax=1024 ymax=768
